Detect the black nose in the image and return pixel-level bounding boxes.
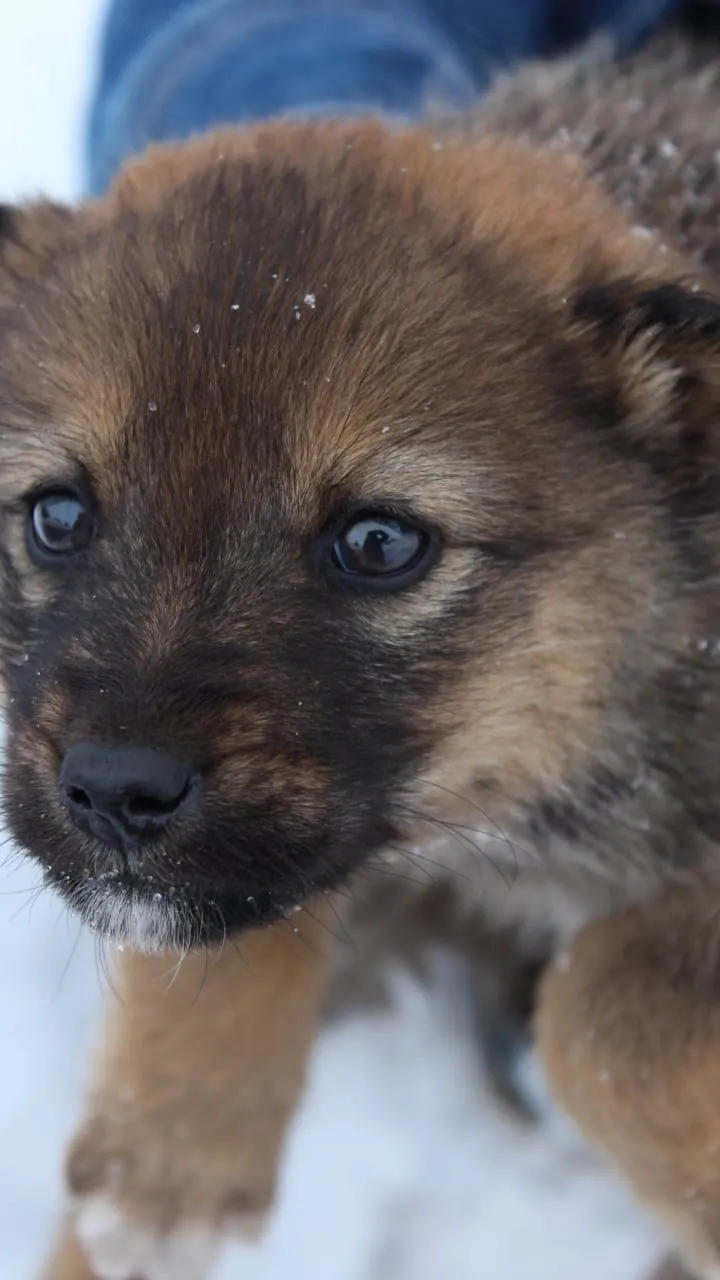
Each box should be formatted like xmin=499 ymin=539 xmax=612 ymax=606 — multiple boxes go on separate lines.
xmin=59 ymin=743 xmax=199 ymax=848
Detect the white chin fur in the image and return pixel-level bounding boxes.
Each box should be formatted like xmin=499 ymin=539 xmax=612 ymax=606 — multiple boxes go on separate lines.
xmin=70 ymin=882 xmax=197 ymax=953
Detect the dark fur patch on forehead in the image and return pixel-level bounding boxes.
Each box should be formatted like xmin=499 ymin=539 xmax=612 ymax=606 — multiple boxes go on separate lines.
xmin=2 ymin=121 xmax=673 ymax=520
xmin=4 ymin=139 xmax=565 ymax=550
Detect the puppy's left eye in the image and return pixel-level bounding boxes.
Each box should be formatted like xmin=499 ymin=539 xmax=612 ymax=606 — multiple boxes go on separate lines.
xmin=329 ymin=512 xmax=433 ymax=588
xmin=28 ymin=489 xmax=94 ymax=563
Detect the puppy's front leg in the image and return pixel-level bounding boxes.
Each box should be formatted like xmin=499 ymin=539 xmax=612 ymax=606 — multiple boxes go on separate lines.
xmin=42 ymin=904 xmax=331 ymax=1280
xmin=536 ymin=889 xmax=720 ymax=1280
xmin=40 ymin=1227 xmax=96 ymax=1280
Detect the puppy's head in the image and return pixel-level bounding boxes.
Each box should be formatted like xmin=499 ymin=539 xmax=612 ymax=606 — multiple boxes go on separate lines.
xmin=1 ymin=122 xmax=718 ymax=949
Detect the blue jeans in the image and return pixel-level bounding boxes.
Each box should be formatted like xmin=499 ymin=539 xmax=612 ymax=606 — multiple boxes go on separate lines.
xmin=87 ymin=0 xmax=681 ymax=194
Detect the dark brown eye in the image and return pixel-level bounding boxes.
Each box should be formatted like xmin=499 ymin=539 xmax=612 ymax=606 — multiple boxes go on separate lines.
xmin=330 ymin=513 xmax=431 ymax=588
xmin=28 ymin=489 xmax=94 ymax=563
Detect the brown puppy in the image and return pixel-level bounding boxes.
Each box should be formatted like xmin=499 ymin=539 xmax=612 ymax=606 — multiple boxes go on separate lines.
xmin=2 ymin=22 xmax=720 ymax=1280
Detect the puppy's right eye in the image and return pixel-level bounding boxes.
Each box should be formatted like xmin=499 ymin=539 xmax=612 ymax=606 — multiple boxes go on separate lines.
xmin=28 ymin=488 xmax=95 ymax=564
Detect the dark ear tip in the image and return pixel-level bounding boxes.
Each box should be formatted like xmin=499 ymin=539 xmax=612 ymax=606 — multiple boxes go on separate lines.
xmin=635 ymin=283 xmax=720 ymax=340
xmin=572 ymin=281 xmax=631 ymax=329
xmin=573 ymin=278 xmax=720 ymax=343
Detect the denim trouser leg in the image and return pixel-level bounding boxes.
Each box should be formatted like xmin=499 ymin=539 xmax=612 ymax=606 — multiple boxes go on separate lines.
xmin=87 ymin=0 xmax=680 ymax=194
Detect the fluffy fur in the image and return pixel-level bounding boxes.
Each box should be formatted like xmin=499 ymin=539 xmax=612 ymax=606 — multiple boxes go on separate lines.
xmin=1 ymin=20 xmax=720 ymax=1280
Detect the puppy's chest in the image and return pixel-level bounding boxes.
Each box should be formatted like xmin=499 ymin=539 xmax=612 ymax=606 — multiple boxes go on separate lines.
xmin=408 ymin=826 xmax=630 ymax=948
xmin=380 ymin=794 xmax=675 ymax=952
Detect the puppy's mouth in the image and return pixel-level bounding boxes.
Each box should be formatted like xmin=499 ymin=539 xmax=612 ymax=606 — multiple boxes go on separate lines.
xmin=6 ymin=737 xmax=395 ymax=950
xmin=36 ymin=813 xmax=364 ymax=949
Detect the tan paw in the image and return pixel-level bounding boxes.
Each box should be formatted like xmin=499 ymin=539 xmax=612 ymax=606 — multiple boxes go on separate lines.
xmin=64 ymin=1114 xmax=268 ymax=1280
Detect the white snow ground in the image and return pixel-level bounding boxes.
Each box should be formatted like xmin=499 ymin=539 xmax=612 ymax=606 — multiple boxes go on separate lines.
xmin=0 ymin=5 xmax=666 ymax=1277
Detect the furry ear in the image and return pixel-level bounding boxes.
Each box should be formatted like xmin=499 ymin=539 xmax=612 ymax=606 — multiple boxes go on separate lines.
xmin=0 ymin=200 xmax=74 ymax=296
xmin=574 ymin=279 xmax=720 ymax=490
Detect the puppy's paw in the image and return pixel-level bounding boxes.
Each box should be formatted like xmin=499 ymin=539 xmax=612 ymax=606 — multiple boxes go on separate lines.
xmin=63 ymin=1114 xmax=268 ymax=1280
xmin=536 ymin=901 xmax=720 ymax=1280
xmin=73 ymin=1196 xmax=217 ymax=1280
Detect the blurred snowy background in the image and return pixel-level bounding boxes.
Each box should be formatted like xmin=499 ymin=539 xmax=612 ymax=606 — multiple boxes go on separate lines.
xmin=0 ymin=4 xmax=666 ymax=1276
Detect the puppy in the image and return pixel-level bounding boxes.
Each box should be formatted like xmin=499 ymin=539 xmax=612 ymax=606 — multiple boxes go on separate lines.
xmin=1 ymin=21 xmax=720 ymax=1279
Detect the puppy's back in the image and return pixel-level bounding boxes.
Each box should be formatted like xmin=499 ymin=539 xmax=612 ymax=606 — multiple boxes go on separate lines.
xmin=463 ymin=24 xmax=720 ymax=277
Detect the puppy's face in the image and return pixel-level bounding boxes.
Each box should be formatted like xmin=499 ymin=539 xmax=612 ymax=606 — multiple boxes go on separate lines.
xmin=0 ymin=123 xmax=717 ymax=949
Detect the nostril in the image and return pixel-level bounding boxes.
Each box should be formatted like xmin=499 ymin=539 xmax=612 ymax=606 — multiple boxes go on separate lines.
xmin=125 ymin=781 xmax=192 ymax=820
xmin=67 ymin=785 xmax=92 ymax=810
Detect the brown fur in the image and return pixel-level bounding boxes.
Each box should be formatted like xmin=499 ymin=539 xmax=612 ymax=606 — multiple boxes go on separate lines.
xmin=464 ymin=24 xmax=720 ymax=277
xmin=537 ymin=886 xmax=720 ymax=1278
xmin=66 ymin=908 xmax=329 ymax=1225
xmin=39 ymin=1230 xmax=95 ymax=1280
xmin=2 ymin=20 xmax=720 ymax=1280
